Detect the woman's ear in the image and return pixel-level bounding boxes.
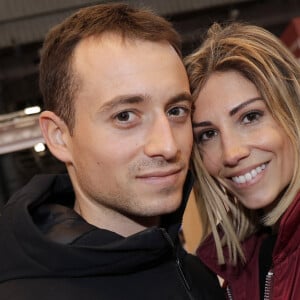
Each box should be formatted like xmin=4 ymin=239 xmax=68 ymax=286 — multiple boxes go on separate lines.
xmin=39 ymin=111 xmax=73 ymax=163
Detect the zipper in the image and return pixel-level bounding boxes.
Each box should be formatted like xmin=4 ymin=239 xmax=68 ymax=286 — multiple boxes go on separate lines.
xmin=264 ymin=270 xmax=274 ymax=300
xmin=175 ymin=256 xmax=191 ymax=292
xmin=225 ymin=270 xmax=274 ymax=300
xmin=226 ymin=285 xmax=233 ymax=300
xmin=160 ymin=228 xmax=194 ymax=300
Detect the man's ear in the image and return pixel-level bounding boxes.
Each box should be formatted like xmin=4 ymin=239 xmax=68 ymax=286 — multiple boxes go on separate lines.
xmin=39 ymin=111 xmax=73 ymax=163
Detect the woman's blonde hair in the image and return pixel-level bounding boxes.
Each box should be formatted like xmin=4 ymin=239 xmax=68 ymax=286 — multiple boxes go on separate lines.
xmin=184 ymin=22 xmax=300 ymax=265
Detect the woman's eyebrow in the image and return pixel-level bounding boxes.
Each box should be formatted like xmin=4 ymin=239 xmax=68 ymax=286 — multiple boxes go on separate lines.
xmin=192 ymin=97 xmax=264 ymax=128
xmin=192 ymin=121 xmax=212 ymax=128
xmin=229 ymin=97 xmax=263 ymax=116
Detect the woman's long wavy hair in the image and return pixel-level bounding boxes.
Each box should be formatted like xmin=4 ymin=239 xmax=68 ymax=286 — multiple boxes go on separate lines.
xmin=185 ymin=22 xmax=300 ymax=265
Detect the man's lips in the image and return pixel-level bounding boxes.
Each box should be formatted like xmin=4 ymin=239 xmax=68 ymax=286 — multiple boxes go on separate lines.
xmin=136 ymin=168 xmax=182 ymax=179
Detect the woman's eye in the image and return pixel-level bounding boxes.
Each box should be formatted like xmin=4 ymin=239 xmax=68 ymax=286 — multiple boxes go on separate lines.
xmin=195 ymin=129 xmax=217 ymax=144
xmin=242 ymin=111 xmax=263 ymax=124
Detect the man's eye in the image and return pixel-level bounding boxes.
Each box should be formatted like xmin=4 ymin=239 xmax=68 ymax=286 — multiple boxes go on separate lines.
xmin=115 ymin=111 xmax=133 ymax=122
xmin=168 ymin=106 xmax=190 ymax=117
xmin=112 ymin=110 xmax=140 ymax=128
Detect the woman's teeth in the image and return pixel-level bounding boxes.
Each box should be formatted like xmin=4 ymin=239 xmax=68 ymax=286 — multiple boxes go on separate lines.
xmin=232 ymin=164 xmax=266 ymax=184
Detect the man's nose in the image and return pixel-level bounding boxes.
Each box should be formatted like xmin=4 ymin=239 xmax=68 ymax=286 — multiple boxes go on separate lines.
xmin=144 ymin=115 xmax=179 ymax=160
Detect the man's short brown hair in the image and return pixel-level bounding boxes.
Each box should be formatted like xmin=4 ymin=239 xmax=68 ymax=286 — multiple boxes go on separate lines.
xmin=39 ymin=3 xmax=181 ymax=133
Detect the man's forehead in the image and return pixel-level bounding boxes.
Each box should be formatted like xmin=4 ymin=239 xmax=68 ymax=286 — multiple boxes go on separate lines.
xmin=73 ymin=32 xmax=178 ymax=62
xmin=71 ymin=32 xmax=188 ymax=111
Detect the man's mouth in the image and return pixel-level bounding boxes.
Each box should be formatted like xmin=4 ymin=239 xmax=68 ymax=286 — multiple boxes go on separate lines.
xmin=137 ymin=168 xmax=182 ymax=179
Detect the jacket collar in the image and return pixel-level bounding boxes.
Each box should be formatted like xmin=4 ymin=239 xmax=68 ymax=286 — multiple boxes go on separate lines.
xmin=273 ymin=191 xmax=300 ymax=262
xmin=197 ymin=192 xmax=300 ymax=278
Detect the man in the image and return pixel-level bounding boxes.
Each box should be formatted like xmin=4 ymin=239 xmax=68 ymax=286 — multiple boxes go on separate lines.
xmin=0 ymin=3 xmax=224 ymax=299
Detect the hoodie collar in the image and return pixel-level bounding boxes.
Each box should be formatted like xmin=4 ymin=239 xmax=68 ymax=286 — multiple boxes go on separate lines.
xmin=7 ymin=171 xmax=193 ymax=278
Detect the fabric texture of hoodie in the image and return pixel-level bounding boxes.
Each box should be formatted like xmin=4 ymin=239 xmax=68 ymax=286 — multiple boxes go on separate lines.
xmin=0 ymin=173 xmax=225 ymax=300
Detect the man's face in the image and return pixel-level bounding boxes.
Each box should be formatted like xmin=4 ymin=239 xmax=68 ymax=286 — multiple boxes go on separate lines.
xmin=64 ymin=34 xmax=192 ymax=230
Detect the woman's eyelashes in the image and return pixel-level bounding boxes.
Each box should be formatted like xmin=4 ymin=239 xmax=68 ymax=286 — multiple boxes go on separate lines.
xmin=194 ymin=128 xmax=217 ymax=144
xmin=241 ymin=110 xmax=264 ymax=125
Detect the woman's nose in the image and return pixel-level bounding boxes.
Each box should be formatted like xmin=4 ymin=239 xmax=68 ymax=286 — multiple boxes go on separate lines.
xmin=221 ymin=134 xmax=250 ymax=167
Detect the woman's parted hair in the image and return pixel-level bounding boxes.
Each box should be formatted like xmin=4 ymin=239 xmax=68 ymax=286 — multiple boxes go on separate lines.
xmin=185 ymin=22 xmax=300 ymax=265
xmin=39 ymin=3 xmax=181 ymax=134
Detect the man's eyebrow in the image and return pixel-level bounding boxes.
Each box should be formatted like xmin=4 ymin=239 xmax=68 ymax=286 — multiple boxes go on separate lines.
xmin=229 ymin=97 xmax=263 ymax=116
xmin=98 ymin=92 xmax=192 ymax=113
xmin=98 ymin=95 xmax=146 ymax=113
xmin=168 ymin=92 xmax=193 ymax=105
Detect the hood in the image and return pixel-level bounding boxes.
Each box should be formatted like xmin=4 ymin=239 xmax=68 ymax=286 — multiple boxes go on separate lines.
xmin=0 ymin=171 xmax=193 ymax=281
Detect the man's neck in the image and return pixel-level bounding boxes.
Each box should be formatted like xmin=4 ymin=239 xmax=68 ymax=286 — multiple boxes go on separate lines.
xmin=74 ymin=199 xmax=160 ymax=237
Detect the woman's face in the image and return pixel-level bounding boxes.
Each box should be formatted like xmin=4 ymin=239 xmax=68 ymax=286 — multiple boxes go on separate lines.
xmin=193 ymin=70 xmax=295 ymax=210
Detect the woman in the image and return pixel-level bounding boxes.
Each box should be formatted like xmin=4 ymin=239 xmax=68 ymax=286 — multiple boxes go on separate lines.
xmin=185 ymin=23 xmax=300 ymax=300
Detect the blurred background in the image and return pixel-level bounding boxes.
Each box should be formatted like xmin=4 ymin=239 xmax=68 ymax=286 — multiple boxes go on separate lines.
xmin=0 ymin=1 xmax=300 ymax=247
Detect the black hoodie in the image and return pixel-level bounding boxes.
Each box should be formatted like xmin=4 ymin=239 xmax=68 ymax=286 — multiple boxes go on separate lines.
xmin=0 ymin=173 xmax=225 ymax=300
